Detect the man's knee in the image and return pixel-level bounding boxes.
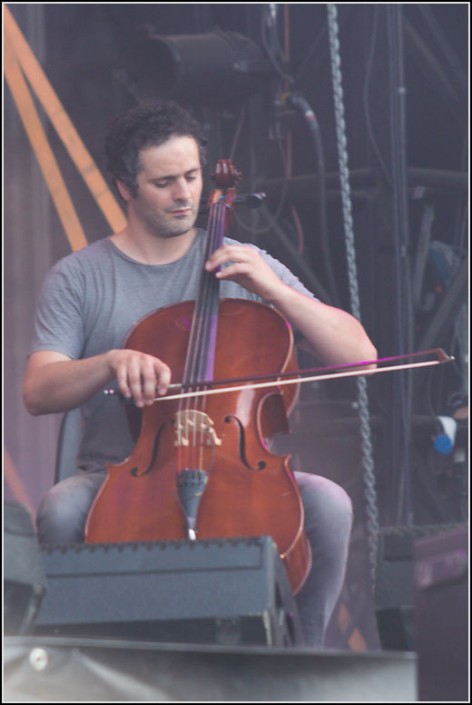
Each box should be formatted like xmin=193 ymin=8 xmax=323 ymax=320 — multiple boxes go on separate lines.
xmin=37 ymin=486 xmax=80 ymax=543
xmin=36 ymin=472 xmax=104 ymax=544
xmin=295 ymin=471 xmax=353 ymax=534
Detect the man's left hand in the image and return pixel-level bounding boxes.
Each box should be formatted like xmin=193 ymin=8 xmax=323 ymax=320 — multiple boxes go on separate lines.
xmin=205 ymin=244 xmax=283 ymax=302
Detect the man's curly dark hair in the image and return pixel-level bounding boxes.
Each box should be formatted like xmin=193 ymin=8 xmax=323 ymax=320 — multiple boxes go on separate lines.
xmin=105 ymin=101 xmax=207 ymax=200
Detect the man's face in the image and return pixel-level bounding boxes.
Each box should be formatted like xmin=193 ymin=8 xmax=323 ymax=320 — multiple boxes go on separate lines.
xmin=121 ymin=135 xmax=203 ymax=239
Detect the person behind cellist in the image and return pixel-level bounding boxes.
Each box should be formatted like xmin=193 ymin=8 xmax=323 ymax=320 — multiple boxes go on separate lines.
xmin=23 ymin=100 xmax=377 ymax=647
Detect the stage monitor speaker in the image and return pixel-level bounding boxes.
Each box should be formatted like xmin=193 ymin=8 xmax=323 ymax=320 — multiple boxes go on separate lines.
xmin=375 ymin=523 xmax=462 ymax=651
xmin=4 ymin=501 xmax=47 ymax=635
xmin=414 ymin=524 xmax=468 ymax=702
xmin=375 ymin=525 xmax=422 ymax=650
xmin=34 ymin=536 xmax=304 ymax=647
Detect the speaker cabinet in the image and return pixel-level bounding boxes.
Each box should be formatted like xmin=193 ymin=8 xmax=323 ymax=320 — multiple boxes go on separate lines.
xmin=35 ymin=535 xmax=304 ymax=647
xmin=414 ymin=525 xmax=468 ymax=701
xmin=375 ymin=523 xmax=464 ymax=651
xmin=4 ymin=501 xmax=46 ymax=635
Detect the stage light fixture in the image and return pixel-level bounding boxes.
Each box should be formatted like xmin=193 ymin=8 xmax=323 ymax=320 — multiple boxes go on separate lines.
xmin=127 ymin=29 xmax=275 ymax=108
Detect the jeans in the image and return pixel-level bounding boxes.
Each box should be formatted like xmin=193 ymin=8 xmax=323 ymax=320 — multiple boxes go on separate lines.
xmin=36 ymin=469 xmax=353 ymax=647
xmin=292 ymin=471 xmax=353 ymax=646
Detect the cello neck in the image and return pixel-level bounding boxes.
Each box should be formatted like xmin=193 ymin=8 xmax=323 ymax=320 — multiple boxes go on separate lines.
xmin=182 ymin=160 xmax=240 ymax=386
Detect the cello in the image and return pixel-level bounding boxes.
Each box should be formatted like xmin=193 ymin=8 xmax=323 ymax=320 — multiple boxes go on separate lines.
xmin=84 ymin=159 xmax=312 ymax=594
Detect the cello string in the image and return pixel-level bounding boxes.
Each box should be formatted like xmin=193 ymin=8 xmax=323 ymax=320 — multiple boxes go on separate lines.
xmin=185 ymin=195 xmax=213 ymax=468
xmin=193 ymin=197 xmax=216 ymax=460
xmin=184 ymin=194 xmax=225 ymax=467
xmin=196 ymin=198 xmax=226 ymax=462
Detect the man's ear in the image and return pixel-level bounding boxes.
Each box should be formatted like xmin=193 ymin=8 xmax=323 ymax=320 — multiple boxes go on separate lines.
xmin=116 ymin=179 xmax=131 ymax=202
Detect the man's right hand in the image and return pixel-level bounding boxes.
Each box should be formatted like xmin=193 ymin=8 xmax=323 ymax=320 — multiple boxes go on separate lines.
xmin=107 ymin=349 xmax=171 ymax=407
xmin=23 ymin=349 xmax=171 ymax=415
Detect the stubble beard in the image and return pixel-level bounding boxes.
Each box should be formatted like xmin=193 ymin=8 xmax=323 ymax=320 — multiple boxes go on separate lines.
xmin=143 ymin=206 xmax=198 ymax=240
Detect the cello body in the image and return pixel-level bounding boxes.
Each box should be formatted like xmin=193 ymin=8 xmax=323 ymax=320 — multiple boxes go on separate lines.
xmin=85 ymin=299 xmax=311 ymax=593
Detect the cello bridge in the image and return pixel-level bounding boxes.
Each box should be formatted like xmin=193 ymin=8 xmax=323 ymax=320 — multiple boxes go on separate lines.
xmin=174 ymin=410 xmax=222 ymax=448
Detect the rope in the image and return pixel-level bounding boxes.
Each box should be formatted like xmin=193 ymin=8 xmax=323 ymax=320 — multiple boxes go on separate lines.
xmin=327 ymin=4 xmax=380 ymax=589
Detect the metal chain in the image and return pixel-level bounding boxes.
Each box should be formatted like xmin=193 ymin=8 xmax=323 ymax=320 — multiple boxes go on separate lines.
xmin=327 ymin=4 xmax=380 ymax=589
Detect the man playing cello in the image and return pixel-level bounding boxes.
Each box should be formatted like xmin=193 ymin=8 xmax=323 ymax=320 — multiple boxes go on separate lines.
xmin=23 ymin=101 xmax=377 ymax=647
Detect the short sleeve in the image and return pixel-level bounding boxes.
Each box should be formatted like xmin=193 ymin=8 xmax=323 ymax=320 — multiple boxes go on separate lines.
xmin=31 ymin=260 xmax=85 ymax=359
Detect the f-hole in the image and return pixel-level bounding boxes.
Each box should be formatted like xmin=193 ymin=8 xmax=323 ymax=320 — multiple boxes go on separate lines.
xmin=224 ymin=415 xmax=266 ymax=471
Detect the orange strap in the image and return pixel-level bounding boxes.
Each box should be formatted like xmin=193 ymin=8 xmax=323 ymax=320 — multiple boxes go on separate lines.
xmin=4 ymin=5 xmax=126 ymax=244
xmin=4 ymin=29 xmax=89 ymax=252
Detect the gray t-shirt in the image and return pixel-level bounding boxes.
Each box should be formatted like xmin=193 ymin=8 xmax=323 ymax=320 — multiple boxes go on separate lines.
xmin=31 ymin=230 xmax=314 ymax=471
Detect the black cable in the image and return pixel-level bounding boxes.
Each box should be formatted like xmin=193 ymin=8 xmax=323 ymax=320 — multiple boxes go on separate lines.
xmin=386 ymin=4 xmax=415 ymax=526
xmin=261 ymin=4 xmax=294 ymax=87
xmin=284 ymin=92 xmax=342 ymax=308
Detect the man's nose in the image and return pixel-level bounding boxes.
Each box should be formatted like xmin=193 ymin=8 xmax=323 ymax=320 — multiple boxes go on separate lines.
xmin=173 ymin=178 xmax=192 ymax=201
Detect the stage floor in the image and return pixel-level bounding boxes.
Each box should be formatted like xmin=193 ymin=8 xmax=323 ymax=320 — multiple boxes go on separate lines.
xmin=4 ymin=635 xmax=417 ymax=702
